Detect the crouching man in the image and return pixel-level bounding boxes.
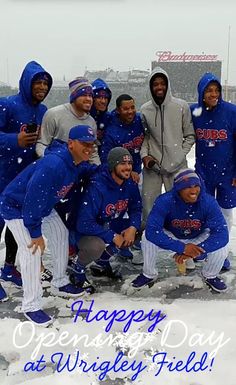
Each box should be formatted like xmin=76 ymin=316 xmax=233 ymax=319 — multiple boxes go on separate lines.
xmin=68 ymin=147 xmax=142 ymax=290
xmin=0 ymin=125 xmax=97 ymax=326
xmin=132 ymin=169 xmax=229 ymax=293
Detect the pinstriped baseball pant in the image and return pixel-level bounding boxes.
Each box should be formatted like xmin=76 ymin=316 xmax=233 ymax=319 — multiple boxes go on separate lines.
xmin=5 ymin=209 xmax=69 ymax=312
xmin=141 ymin=229 xmax=228 ymax=279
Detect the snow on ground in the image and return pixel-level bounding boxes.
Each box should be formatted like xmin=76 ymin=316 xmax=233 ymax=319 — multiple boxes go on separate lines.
xmin=0 ymin=151 xmax=236 ymax=385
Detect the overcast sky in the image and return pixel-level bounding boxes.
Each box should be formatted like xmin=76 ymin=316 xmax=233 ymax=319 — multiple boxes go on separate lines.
xmin=1 ymin=0 xmax=236 ymax=87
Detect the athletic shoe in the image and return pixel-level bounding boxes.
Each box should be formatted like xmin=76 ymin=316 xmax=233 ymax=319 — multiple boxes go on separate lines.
xmin=185 ymin=258 xmax=195 ymax=270
xmin=220 ymin=258 xmax=231 ymax=272
xmin=67 ymin=262 xmax=96 ymax=294
xmin=24 ymin=310 xmax=53 ymax=326
xmin=0 ymin=284 xmax=8 ymax=302
xmin=117 ymin=248 xmax=133 ymax=260
xmin=132 ymin=240 xmax=141 ymax=251
xmin=205 ymin=277 xmax=227 ymax=293
xmin=50 ymin=283 xmax=84 ymax=298
xmin=90 ymin=261 xmax=122 ymax=279
xmin=131 ymin=273 xmax=156 ymax=288
xmin=0 ymin=265 xmax=22 ymax=287
xmin=41 ymin=269 xmax=53 ymax=287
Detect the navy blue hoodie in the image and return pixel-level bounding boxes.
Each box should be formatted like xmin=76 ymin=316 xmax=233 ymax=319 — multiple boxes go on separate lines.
xmin=146 ymin=181 xmax=228 ymax=255
xmin=0 ymin=141 xmax=97 ymax=238
xmin=0 ymin=61 xmax=53 ymax=193
xmin=91 ymin=78 xmax=112 ymax=142
xmin=100 ymin=111 xmax=144 ymax=173
xmin=76 ymin=167 xmax=142 ymax=243
xmin=191 ymin=73 xmax=236 ymax=182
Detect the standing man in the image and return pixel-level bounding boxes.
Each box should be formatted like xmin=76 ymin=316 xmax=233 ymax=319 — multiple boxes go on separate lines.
xmin=141 ymin=67 xmax=195 ymax=225
xmin=0 ymin=61 xmax=53 ymax=287
xmin=132 ymin=169 xmax=229 ymax=293
xmin=191 ymin=73 xmax=236 ymax=270
xmin=68 ymin=147 xmax=142 ymax=288
xmin=91 ymin=78 xmax=112 ymax=146
xmin=36 ymin=77 xmax=100 ymax=164
xmin=100 ymin=94 xmax=144 ymax=182
xmin=0 ymin=125 xmax=96 ymax=325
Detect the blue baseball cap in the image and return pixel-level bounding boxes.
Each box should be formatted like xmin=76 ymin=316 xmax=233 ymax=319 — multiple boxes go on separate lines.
xmin=68 ymin=125 xmax=96 ymax=142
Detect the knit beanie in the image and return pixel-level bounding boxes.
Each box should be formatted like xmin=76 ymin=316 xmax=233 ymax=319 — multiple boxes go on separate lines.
xmin=107 ymin=147 xmax=133 ymax=171
xmin=174 ymin=169 xmax=201 ymax=192
xmin=69 ymin=77 xmax=93 ymax=103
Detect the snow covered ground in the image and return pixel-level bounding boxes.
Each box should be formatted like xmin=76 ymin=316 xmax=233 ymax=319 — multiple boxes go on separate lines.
xmin=0 ymin=150 xmax=236 ymax=385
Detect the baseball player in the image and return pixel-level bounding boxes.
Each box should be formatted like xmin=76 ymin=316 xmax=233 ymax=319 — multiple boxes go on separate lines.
xmin=0 ymin=61 xmax=53 ymax=287
xmin=132 ymin=169 xmax=229 ymax=293
xmin=68 ymin=147 xmax=142 ymax=288
xmin=90 ymin=77 xmax=112 ymax=146
xmin=191 ymin=73 xmax=236 ymax=270
xmin=140 ymin=67 xmax=195 ymax=226
xmin=0 ymin=125 xmax=97 ymax=325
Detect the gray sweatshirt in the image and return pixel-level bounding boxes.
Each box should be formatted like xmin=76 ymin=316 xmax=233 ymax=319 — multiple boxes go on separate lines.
xmin=36 ymin=103 xmax=100 ymax=165
xmin=140 ymin=67 xmax=195 ymax=174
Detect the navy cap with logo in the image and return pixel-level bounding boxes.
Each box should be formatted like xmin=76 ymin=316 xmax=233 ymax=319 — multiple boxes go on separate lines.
xmin=68 ymin=125 xmax=96 ymax=142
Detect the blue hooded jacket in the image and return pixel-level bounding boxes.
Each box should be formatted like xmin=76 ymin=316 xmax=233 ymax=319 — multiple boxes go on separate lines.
xmin=0 ymin=140 xmax=97 ymax=238
xmin=0 ymin=61 xmax=53 ymax=193
xmin=91 ymin=78 xmax=112 ymax=143
xmin=76 ymin=166 xmax=142 ymax=243
xmin=145 ymin=179 xmax=228 ymax=255
xmin=100 ymin=110 xmax=144 ymax=173
xmin=191 ymin=72 xmax=236 ymax=182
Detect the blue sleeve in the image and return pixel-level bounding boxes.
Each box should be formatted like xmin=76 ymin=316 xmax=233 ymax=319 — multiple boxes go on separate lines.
xmin=77 ymin=163 xmax=99 ymax=181
xmin=127 ymin=183 xmax=142 ymax=230
xmin=0 ymin=99 xmax=19 ymax=153
xmin=23 ymin=162 xmax=63 ymax=238
xmin=100 ymin=128 xmax=116 ymax=164
xmin=76 ymin=185 xmax=115 ymax=244
xmin=146 ymin=196 xmax=185 ymax=254
xmin=198 ymin=197 xmax=229 ymax=252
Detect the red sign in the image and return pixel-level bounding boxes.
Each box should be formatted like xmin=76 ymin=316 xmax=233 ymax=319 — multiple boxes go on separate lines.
xmin=156 ymin=51 xmax=218 ymax=62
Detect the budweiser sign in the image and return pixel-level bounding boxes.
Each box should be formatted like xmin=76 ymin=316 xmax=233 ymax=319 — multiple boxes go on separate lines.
xmin=156 ymin=51 xmax=218 ymax=62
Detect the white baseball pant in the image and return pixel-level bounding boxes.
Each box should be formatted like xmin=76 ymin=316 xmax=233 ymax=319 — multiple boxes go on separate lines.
xmin=6 ymin=209 xmax=69 ymax=312
xmin=221 ymin=207 xmax=234 ymax=233
xmin=142 ymin=229 xmax=228 ymax=279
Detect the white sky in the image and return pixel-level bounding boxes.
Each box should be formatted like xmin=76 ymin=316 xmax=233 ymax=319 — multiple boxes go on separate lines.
xmin=1 ymin=0 xmax=236 ymax=87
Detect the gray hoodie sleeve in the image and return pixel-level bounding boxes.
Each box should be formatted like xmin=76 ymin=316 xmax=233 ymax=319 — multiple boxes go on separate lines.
xmin=181 ymin=102 xmax=195 ymax=155
xmin=36 ymin=109 xmax=57 ymax=157
xmin=140 ymin=111 xmax=150 ymax=159
xmin=89 ymin=119 xmax=101 ymax=165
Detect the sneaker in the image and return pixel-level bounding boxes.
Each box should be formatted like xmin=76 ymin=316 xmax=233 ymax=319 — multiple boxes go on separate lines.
xmin=185 ymin=258 xmax=195 ymax=270
xmin=0 ymin=265 xmax=22 ymax=287
xmin=132 ymin=240 xmax=141 ymax=251
xmin=90 ymin=261 xmax=122 ymax=279
xmin=0 ymin=284 xmax=8 ymax=302
xmin=117 ymin=248 xmax=133 ymax=260
xmin=205 ymin=277 xmax=227 ymax=293
xmin=67 ymin=262 xmax=96 ymax=294
xmin=41 ymin=268 xmax=53 ymax=287
xmin=131 ymin=273 xmax=156 ymax=288
xmin=221 ymin=258 xmax=231 ymax=272
xmin=24 ymin=309 xmax=53 ymax=326
xmin=50 ymin=283 xmax=84 ymax=298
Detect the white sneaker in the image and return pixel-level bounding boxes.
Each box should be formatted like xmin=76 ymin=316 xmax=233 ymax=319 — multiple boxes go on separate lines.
xmin=185 ymin=258 xmax=195 ymax=270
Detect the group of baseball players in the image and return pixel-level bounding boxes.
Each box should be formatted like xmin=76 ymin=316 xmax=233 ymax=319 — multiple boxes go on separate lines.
xmin=0 ymin=61 xmax=235 ymax=326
